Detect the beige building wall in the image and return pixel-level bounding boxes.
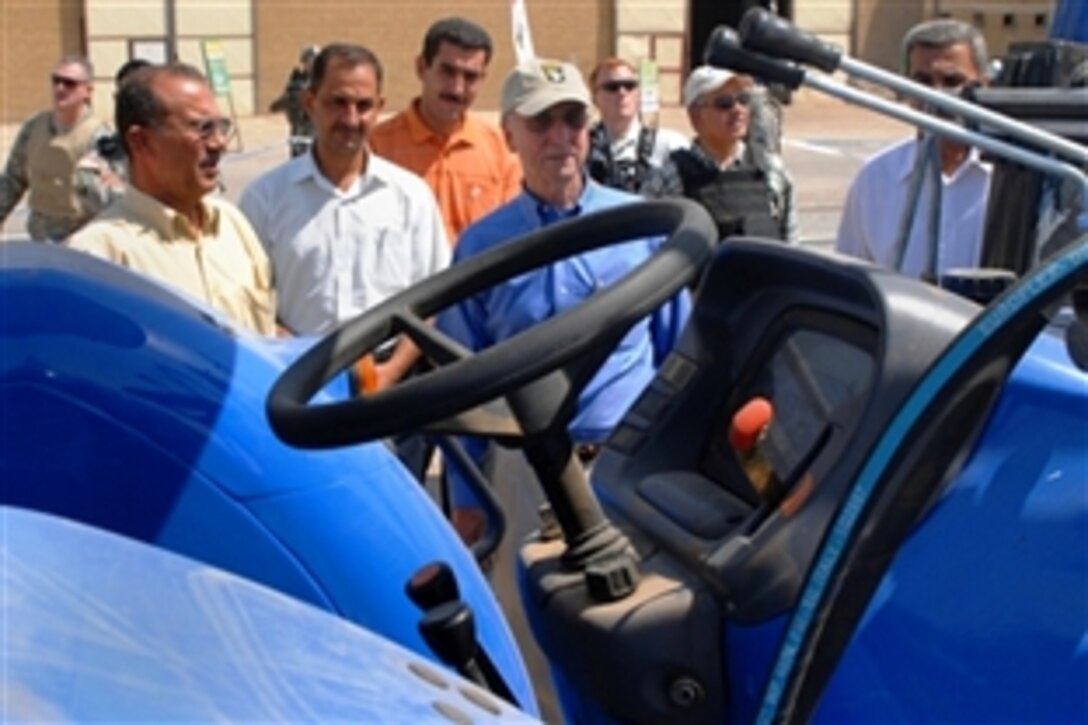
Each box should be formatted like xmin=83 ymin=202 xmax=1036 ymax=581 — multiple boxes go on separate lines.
xmin=253 ymin=0 xmax=610 ymax=117
xmin=174 ymin=0 xmax=254 ymax=115
xmin=853 ymin=0 xmax=929 ymax=73
xmin=794 ymin=0 xmax=853 ymax=62
xmin=853 ymin=0 xmax=1057 ymax=72
xmin=0 ymin=0 xmax=84 ymax=124
xmin=86 ymin=0 xmax=168 ymax=115
xmin=616 ymin=0 xmax=686 ymax=105
xmin=940 ymin=0 xmax=1053 ymax=58
xmin=84 ymin=0 xmax=254 ymax=117
xmin=0 ymin=0 xmax=1068 ymax=127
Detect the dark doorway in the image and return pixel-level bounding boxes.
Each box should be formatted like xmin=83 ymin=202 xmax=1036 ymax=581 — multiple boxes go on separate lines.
xmin=687 ymin=0 xmax=793 ymax=70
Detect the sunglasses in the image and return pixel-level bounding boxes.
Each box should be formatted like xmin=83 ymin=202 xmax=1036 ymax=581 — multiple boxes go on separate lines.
xmin=524 ymin=106 xmax=590 ymax=134
xmin=51 ymin=74 xmax=87 ymax=90
xmin=599 ymin=80 xmax=639 ymax=93
xmin=910 ymin=71 xmax=972 ymax=90
xmin=700 ymin=91 xmax=752 ymax=111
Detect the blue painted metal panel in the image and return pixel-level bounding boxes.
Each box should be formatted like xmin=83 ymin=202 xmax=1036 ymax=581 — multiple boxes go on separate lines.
xmin=1051 ymin=0 xmax=1088 ymax=42
xmin=0 ymin=244 xmax=536 ymax=714
xmin=815 ymin=330 xmax=1088 ymax=721
xmin=1 ymin=507 xmax=538 ymax=723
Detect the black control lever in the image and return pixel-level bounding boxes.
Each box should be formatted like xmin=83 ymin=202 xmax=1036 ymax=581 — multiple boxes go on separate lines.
xmin=703 ymin=25 xmax=806 ymax=90
xmin=406 ymin=561 xmax=460 ymax=611
xmin=739 ymin=7 xmax=842 ymax=73
xmin=419 ymin=601 xmax=490 ymax=688
xmin=406 ymin=562 xmax=517 ymax=705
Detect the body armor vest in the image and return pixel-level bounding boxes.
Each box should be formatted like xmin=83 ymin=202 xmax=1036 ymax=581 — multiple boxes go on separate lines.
xmin=671 ymin=148 xmax=784 ymax=241
xmin=588 ymin=123 xmax=657 ymax=192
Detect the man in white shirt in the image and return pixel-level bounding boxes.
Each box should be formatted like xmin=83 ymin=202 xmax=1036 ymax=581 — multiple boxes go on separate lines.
xmin=240 ymin=43 xmax=449 ymax=388
xmin=586 ymin=57 xmax=687 ymax=193
xmin=836 ymin=19 xmax=991 ymax=282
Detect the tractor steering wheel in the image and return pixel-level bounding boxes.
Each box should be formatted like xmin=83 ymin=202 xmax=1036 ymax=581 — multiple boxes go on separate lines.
xmin=267 ymin=199 xmax=716 ymax=449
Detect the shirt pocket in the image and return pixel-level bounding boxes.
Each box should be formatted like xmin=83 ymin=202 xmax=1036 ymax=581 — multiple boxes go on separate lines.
xmin=360 ymin=225 xmax=413 ymax=300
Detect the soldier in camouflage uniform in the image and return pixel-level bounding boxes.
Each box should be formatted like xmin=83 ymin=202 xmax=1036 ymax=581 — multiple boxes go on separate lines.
xmin=270 ymin=46 xmax=319 ymax=157
xmin=73 ymin=58 xmax=155 ymax=214
xmin=0 ymin=55 xmax=112 ymax=241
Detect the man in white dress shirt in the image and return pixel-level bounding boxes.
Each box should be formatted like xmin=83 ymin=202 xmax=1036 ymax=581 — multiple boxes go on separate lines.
xmin=240 ymin=43 xmax=449 ymax=389
xmin=585 ymin=57 xmax=688 ymax=193
xmin=836 ymin=19 xmax=991 ymax=282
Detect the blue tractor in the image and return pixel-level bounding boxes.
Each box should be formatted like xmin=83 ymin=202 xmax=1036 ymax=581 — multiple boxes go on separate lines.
xmin=2 ymin=6 xmax=1086 ymax=723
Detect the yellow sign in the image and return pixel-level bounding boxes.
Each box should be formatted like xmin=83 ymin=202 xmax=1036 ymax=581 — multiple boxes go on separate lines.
xmin=639 ymin=58 xmax=660 ymax=116
xmin=201 ymin=40 xmax=232 ymax=97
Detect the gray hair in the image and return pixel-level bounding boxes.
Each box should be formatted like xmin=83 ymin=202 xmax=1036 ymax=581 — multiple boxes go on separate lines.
xmin=57 ymin=54 xmax=95 ymax=81
xmin=901 ymin=19 xmax=988 ymax=76
xmin=115 ymin=63 xmax=208 ymax=155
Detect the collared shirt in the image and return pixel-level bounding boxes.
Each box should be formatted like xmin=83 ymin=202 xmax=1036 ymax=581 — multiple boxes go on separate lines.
xmin=835 ymin=137 xmax=992 ymax=280
xmin=438 ymin=179 xmax=691 ymax=505
xmin=238 ymin=151 xmax=450 ymax=334
xmin=66 ymin=185 xmax=277 ymax=336
xmin=603 ymin=120 xmax=688 ymax=167
xmin=370 ymin=102 xmax=522 ymax=243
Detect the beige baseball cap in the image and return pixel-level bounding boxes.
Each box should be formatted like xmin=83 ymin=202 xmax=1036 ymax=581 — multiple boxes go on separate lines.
xmin=501 ymin=58 xmax=591 ymax=116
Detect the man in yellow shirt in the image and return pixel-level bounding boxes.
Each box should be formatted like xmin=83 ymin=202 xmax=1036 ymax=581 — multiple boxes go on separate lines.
xmin=370 ymin=17 xmax=521 ymax=243
xmin=67 ymin=64 xmax=276 ymax=336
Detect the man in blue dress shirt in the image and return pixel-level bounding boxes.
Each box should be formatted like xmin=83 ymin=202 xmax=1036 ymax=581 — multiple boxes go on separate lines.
xmin=437 ymin=56 xmax=690 ymax=719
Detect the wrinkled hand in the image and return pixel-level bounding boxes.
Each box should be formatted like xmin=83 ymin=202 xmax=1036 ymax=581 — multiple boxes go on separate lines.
xmin=371 ymin=360 xmax=400 ymax=392
xmin=352 ymin=355 xmax=379 ymax=393
xmin=351 ymin=355 xmax=402 ymax=394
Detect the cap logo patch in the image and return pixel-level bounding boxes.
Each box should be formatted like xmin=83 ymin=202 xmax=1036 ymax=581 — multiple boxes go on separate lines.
xmin=541 ymin=62 xmax=566 ymax=84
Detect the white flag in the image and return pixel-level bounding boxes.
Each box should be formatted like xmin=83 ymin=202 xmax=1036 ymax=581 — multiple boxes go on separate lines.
xmin=510 ymin=0 xmax=536 ymax=64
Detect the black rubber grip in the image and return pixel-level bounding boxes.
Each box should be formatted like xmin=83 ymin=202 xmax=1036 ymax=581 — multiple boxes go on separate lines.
xmin=703 ymin=25 xmax=806 ymax=90
xmin=739 ymin=7 xmax=842 ymax=73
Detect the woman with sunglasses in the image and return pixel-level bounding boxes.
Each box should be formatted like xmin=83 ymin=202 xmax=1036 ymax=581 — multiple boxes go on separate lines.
xmin=642 ymin=66 xmax=798 ymax=243
xmin=585 ymin=57 xmax=688 ymax=193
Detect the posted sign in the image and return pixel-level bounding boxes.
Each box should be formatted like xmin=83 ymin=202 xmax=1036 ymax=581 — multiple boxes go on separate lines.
xmin=201 ymin=39 xmax=232 ymax=96
xmin=639 ymin=58 xmax=660 ymax=116
xmin=200 ymin=39 xmax=242 ymax=150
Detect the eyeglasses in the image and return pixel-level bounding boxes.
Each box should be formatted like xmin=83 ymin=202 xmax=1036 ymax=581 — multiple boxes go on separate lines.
xmin=599 ymin=80 xmax=639 ymax=94
xmin=700 ymin=92 xmax=752 ymax=111
xmin=910 ymin=71 xmax=972 ymax=90
xmin=153 ymin=116 xmax=233 ymax=141
xmin=51 ymin=74 xmax=87 ymax=90
xmin=524 ymin=106 xmax=590 ymax=134
xmin=175 ymin=116 xmax=234 ymax=140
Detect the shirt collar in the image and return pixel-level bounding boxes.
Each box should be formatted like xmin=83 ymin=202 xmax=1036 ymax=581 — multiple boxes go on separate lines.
xmin=895 ymin=137 xmax=986 ymax=183
xmin=517 ymin=176 xmax=599 ymax=226
xmin=289 ymin=147 xmax=391 ymax=197
xmin=405 ymin=100 xmax=475 ymax=148
xmin=120 ymin=184 xmax=220 ymax=241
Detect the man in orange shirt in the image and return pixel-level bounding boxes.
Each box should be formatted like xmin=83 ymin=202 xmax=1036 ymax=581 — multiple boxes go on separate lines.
xmin=371 ymin=17 xmax=520 ymax=243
